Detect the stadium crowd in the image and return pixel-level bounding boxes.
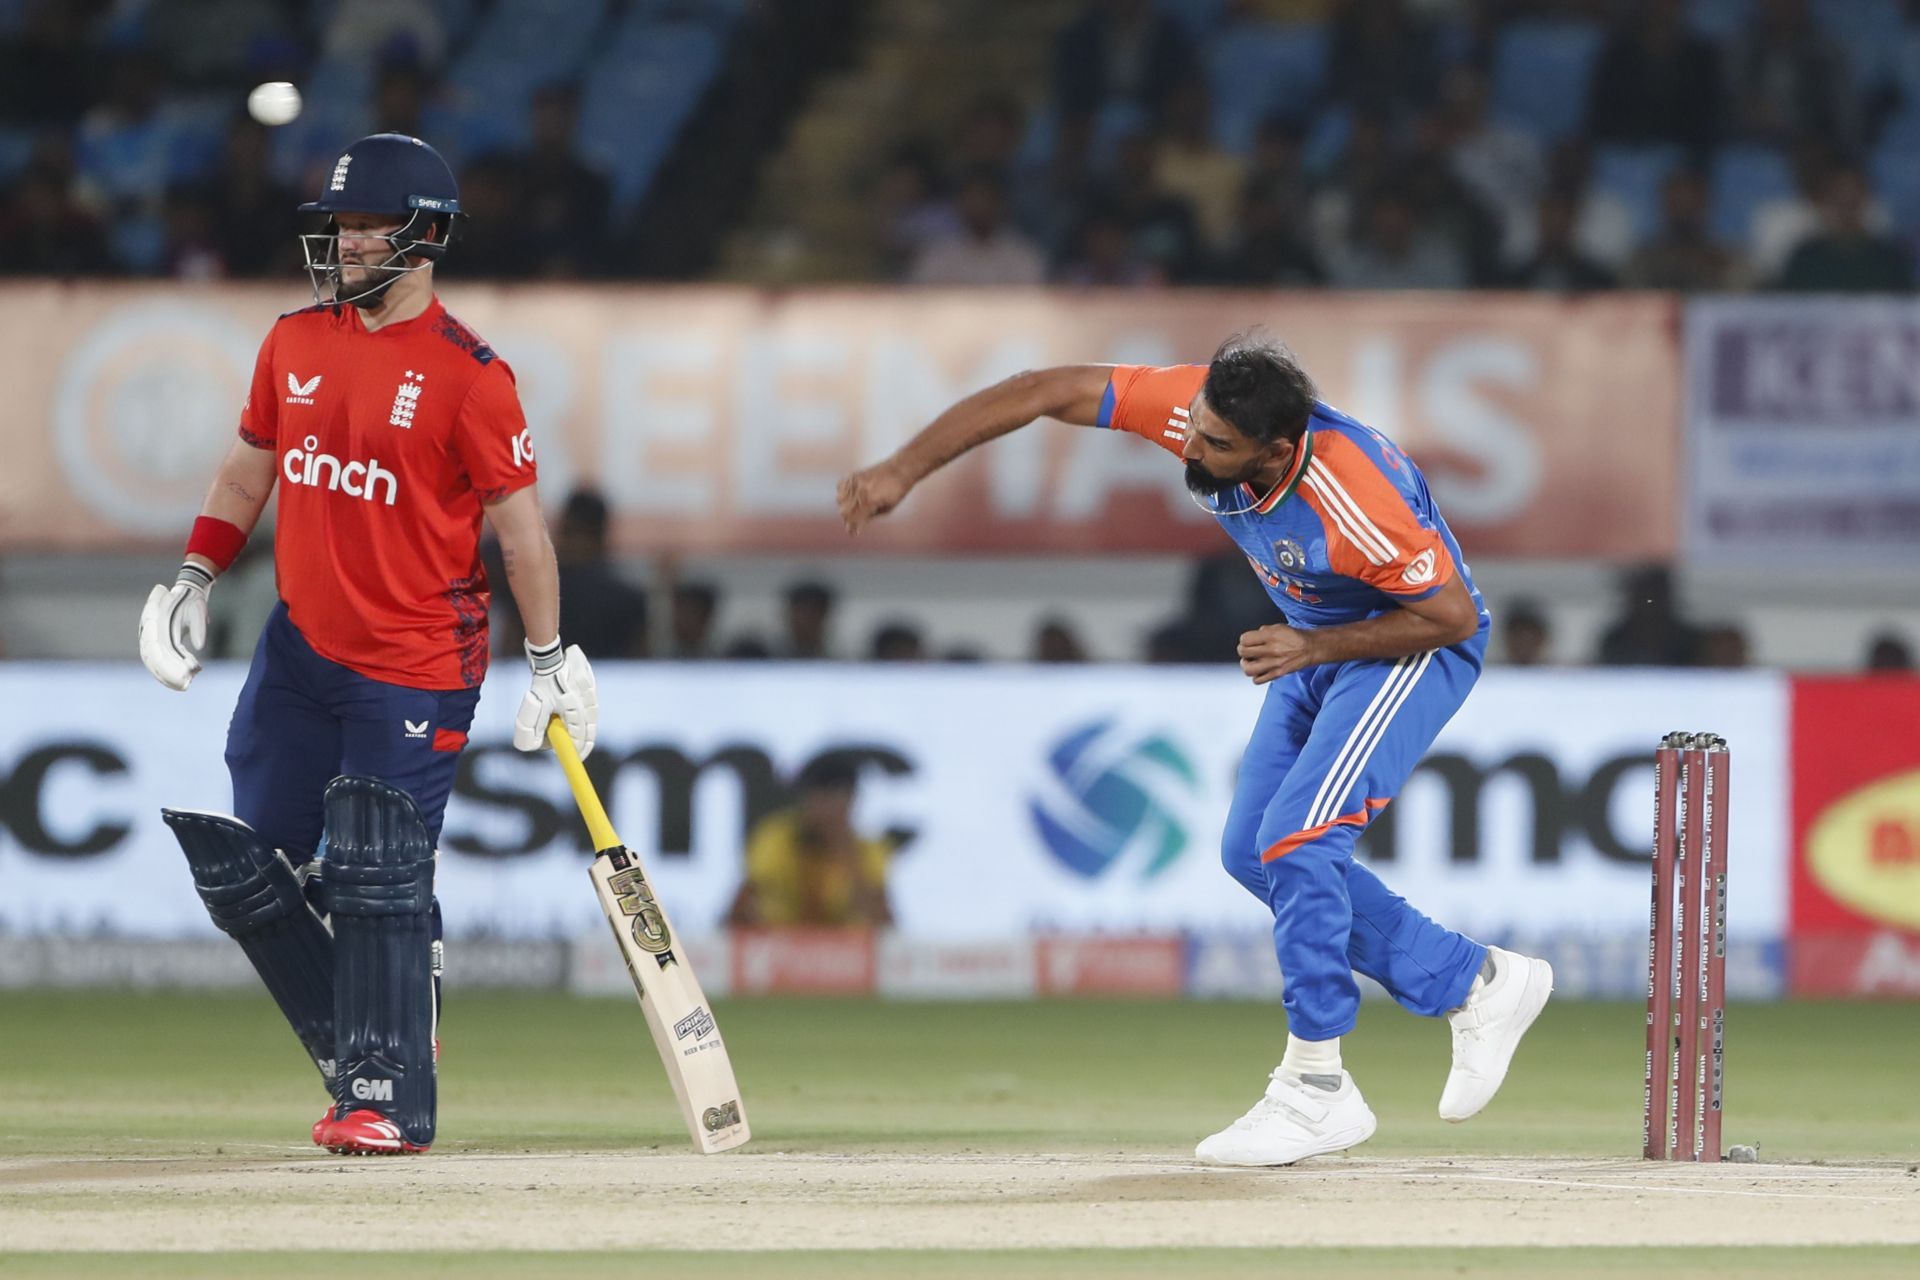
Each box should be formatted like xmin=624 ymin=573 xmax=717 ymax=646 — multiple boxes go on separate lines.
xmin=3 ymin=1 xmax=1920 ymax=292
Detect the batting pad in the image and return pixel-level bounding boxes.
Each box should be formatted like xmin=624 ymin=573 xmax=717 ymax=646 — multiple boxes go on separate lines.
xmin=320 ymin=776 xmax=437 ymax=1147
xmin=161 ymin=808 xmax=339 ymax=1097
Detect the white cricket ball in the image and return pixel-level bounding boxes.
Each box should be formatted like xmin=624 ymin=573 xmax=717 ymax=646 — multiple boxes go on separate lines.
xmin=247 ymin=81 xmax=302 ymax=127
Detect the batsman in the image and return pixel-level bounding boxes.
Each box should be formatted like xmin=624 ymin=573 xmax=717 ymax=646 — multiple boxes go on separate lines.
xmin=137 ymin=133 xmax=597 ymax=1155
xmin=839 ymin=333 xmax=1555 ymax=1165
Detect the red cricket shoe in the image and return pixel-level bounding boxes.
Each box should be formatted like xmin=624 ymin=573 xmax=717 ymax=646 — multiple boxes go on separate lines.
xmin=315 ymin=1107 xmax=429 ymax=1156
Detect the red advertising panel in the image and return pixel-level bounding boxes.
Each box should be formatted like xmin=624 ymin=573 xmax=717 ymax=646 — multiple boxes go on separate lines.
xmin=730 ymin=928 xmax=877 ymax=995
xmin=1790 ymin=678 xmax=1920 ymax=996
xmin=0 ymin=285 xmax=1678 ymax=558
xmin=1035 ymin=936 xmax=1186 ymax=996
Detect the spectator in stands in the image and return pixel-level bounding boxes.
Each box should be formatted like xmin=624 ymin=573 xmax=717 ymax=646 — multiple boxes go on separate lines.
xmin=1010 ymin=112 xmax=1097 ymax=256
xmin=513 ymin=85 xmax=615 ymax=278
xmin=1750 ymin=142 xmax=1891 ymax=280
xmin=1697 ymin=623 xmax=1751 ymax=668
xmin=1725 ymin=0 xmax=1852 ymax=147
xmin=1775 ymin=164 xmax=1916 ymax=293
xmin=188 ymin=116 xmax=300 ymax=278
xmin=1500 ymin=599 xmax=1551 ymax=667
xmin=554 ymin=488 xmax=650 ymax=659
xmin=1154 ymin=81 xmax=1246 ymax=255
xmin=909 ymin=169 xmax=1046 ymax=285
xmin=1308 ymin=106 xmax=1399 ymax=266
xmin=1402 ymin=112 xmax=1505 ymax=283
xmin=1506 ymin=138 xmax=1636 ymax=272
xmin=782 ymin=581 xmax=838 ymax=660
xmin=1244 ymin=116 xmax=1307 ymax=202
xmin=727 ymin=754 xmax=894 ymax=928
xmin=1054 ymin=211 xmax=1164 ymax=286
xmin=1439 ymin=66 xmax=1544 ymax=254
xmin=1328 ymin=184 xmax=1471 ymax=289
xmin=1033 ymin=617 xmax=1090 ymax=663
xmin=1588 ymin=0 xmax=1723 ymax=154
xmin=0 ymin=162 xmax=113 ymax=276
xmin=668 ymin=582 xmax=720 ymax=660
xmin=450 ymin=156 xmax=519 ymax=279
xmin=1145 ymin=619 xmax=1195 ymax=663
xmin=1625 ymin=169 xmax=1745 ymax=291
xmin=163 ymin=189 xmax=222 ymax=280
xmin=1086 ymin=131 xmax=1203 ymax=281
xmin=725 ymin=635 xmax=773 ymax=660
xmin=869 ymin=621 xmax=928 ymax=662
xmin=371 ymin=60 xmax=432 ymax=137
xmin=1501 ymin=189 xmax=1617 ymax=291
xmin=1596 ymin=564 xmax=1702 ymax=667
xmin=1327 ymin=0 xmax=1440 ymax=117
xmin=1172 ymin=552 xmax=1284 ymax=664
xmin=953 ymin=93 xmax=1026 ymax=182
xmin=1866 ymin=631 xmax=1915 ymax=672
xmin=875 ymin=143 xmax=961 ymax=278
xmin=1051 ymin=0 xmax=1198 ymax=119
xmin=72 ymin=49 xmax=172 ymax=269
xmin=1211 ymin=177 xmax=1325 ymax=286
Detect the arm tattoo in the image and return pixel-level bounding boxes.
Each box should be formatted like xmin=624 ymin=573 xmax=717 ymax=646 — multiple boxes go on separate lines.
xmin=226 ymin=480 xmax=256 ymax=504
xmin=501 ymin=546 xmax=519 ymax=576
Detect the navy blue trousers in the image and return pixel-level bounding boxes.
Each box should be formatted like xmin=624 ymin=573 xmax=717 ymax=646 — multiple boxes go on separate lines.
xmin=225 ymin=603 xmax=479 ymax=859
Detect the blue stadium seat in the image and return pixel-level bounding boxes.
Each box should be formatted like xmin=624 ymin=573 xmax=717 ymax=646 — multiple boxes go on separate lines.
xmin=628 ymin=0 xmax=751 ymax=26
xmin=1591 ymin=143 xmax=1687 ymax=241
xmin=575 ymin=20 xmax=726 ymax=216
xmin=444 ymin=0 xmax=608 ymax=104
xmin=1489 ymin=21 xmax=1605 ymax=144
xmin=1205 ymin=25 xmax=1328 ymax=153
xmin=1709 ymin=144 xmax=1793 ymax=246
xmin=1810 ymin=0 xmax=1904 ymax=90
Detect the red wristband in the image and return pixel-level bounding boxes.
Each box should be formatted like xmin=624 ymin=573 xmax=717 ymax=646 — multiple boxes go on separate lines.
xmin=185 ymin=516 xmax=248 ymax=572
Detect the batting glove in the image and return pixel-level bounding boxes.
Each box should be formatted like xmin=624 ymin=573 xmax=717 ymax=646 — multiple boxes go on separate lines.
xmin=514 ymin=638 xmax=597 ymax=759
xmin=138 ymin=563 xmax=213 ymax=691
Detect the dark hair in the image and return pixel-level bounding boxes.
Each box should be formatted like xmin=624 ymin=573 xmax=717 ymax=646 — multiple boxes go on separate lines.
xmin=785 ymin=580 xmax=834 ymax=611
xmin=795 ymin=753 xmax=860 ymax=793
xmin=1201 ymin=330 xmax=1317 ymax=445
xmin=673 ymin=581 xmax=717 ymax=612
xmin=560 ymin=488 xmax=609 ymax=539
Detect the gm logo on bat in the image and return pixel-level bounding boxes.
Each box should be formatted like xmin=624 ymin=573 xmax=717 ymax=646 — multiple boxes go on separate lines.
xmin=703 ymin=1100 xmax=742 ymax=1132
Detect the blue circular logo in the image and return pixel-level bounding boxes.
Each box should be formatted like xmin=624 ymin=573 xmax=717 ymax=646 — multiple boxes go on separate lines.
xmin=1027 ymin=720 xmax=1199 ymax=880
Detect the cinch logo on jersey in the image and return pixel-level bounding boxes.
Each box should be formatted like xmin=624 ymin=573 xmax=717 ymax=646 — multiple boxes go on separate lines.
xmin=351 ymin=1077 xmax=394 ymax=1102
xmin=284 ymin=435 xmax=399 ymax=505
xmin=285 ymin=372 xmax=322 ymax=405
xmin=1028 ymin=719 xmax=1198 ymax=880
xmin=389 ymin=370 xmax=425 ymax=428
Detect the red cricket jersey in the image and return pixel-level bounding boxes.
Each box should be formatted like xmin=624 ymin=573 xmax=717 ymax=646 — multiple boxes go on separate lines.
xmin=237 ymin=297 xmax=536 ymax=689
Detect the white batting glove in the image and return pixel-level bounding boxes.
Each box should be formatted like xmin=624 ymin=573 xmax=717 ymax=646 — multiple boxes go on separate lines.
xmin=513 ymin=638 xmax=597 ymax=759
xmin=138 ymin=563 xmax=213 ymax=691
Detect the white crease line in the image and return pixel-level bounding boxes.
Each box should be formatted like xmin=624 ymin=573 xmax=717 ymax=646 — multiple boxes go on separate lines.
xmin=1455 ymin=1173 xmax=1906 ymax=1203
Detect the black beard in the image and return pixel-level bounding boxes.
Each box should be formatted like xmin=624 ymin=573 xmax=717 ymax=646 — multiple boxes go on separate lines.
xmin=1185 ymin=458 xmax=1254 ymax=498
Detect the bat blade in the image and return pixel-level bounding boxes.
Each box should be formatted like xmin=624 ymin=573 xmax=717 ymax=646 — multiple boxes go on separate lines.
xmin=589 ymin=845 xmax=750 ymax=1154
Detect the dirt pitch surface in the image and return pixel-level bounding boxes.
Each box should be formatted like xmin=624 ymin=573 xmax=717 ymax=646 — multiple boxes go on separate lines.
xmin=4 ymin=1151 xmax=1918 ymax=1252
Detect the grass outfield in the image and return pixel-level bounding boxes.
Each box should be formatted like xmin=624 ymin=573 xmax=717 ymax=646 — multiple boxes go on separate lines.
xmin=4 ymin=992 xmax=1918 ymax=1160
xmin=3 ymin=993 xmax=1918 ymax=1274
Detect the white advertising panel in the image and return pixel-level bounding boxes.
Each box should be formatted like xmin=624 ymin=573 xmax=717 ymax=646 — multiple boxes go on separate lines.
xmin=0 ymin=664 xmax=1787 ymax=946
xmin=1686 ymin=297 xmax=1920 ymax=568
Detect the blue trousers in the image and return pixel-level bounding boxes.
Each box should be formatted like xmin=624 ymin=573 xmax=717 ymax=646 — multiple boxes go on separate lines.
xmin=1220 ymin=638 xmax=1489 ymax=1040
xmin=225 ymin=603 xmax=479 ymax=859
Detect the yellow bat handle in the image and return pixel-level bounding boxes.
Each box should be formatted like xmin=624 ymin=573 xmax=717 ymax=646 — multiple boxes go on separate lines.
xmin=546 ymin=717 xmax=620 ymax=852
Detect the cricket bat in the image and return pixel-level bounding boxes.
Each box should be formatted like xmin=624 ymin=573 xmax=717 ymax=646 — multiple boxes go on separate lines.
xmin=547 ymin=718 xmax=750 ymax=1154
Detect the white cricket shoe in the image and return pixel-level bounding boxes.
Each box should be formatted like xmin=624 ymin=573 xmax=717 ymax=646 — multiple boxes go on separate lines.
xmin=1194 ymin=1069 xmax=1377 ymax=1167
xmin=1439 ymin=947 xmax=1554 ymax=1123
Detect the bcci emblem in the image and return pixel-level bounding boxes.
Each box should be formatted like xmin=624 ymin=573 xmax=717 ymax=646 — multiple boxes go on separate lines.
xmin=1273 ymin=537 xmax=1307 ymax=573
